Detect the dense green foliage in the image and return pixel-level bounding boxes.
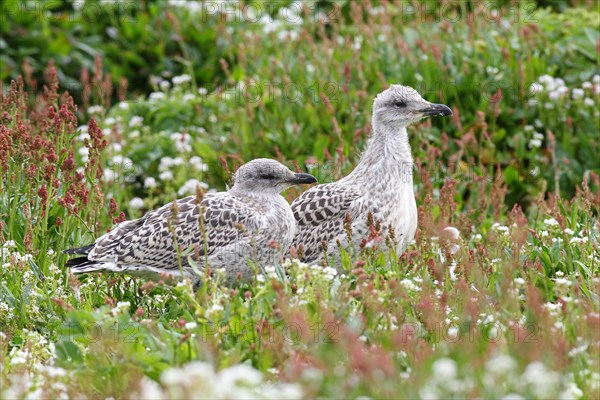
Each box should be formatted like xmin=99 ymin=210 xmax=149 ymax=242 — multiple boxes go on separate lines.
xmin=1 ymin=1 xmax=599 ymax=399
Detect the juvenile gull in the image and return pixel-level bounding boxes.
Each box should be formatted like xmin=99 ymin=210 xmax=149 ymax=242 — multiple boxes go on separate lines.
xmin=65 ymin=159 xmax=317 ymax=286
xmin=291 ymin=85 xmax=452 ymax=266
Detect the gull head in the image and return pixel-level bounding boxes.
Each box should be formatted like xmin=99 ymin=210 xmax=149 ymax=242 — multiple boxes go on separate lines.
xmin=232 ymin=158 xmax=317 ymax=195
xmin=372 ymin=84 xmax=452 ymax=127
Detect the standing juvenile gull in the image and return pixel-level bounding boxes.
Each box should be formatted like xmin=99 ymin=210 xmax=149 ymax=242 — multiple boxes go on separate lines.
xmin=291 ymin=85 xmax=452 ymax=266
xmin=65 ymin=159 xmax=317 ymax=286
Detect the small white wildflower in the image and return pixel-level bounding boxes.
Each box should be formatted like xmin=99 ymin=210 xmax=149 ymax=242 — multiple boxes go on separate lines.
xmin=529 ymin=138 xmax=542 ymax=148
xmin=87 ymin=105 xmax=103 ymax=114
xmin=572 ymin=88 xmax=585 ymax=99
xmin=514 ymin=277 xmax=525 ymax=286
xmin=172 ymin=74 xmax=192 ymax=86
xmin=189 ymin=156 xmax=209 ymax=172
xmin=129 ymin=116 xmax=144 ymax=128
xmin=524 ymin=125 xmax=535 ymax=132
xmin=198 ymin=87 xmax=208 ymax=95
xmin=172 ymin=132 xmax=193 ymax=153
xmin=563 ymin=228 xmax=575 ymax=235
xmin=178 ymin=179 xmax=209 ymax=196
xmin=592 ymin=74 xmax=600 ymax=84
xmin=149 ymin=92 xmax=166 ymax=101
xmin=569 ymin=237 xmax=589 ymax=245
xmin=104 ymin=168 xmax=116 ymax=183
xmin=544 ymin=218 xmax=559 ymax=226
xmin=584 ymin=98 xmax=594 ymax=106
xmin=496 ymin=226 xmax=510 ymax=234
xmin=548 ymin=91 xmax=561 ymax=100
xmin=185 ymin=322 xmax=197 ymax=330
xmin=533 ymin=132 xmax=544 ymax=140
xmin=400 ymin=279 xmax=419 ymax=292
xmin=118 ymin=101 xmax=129 ymax=110
xmin=182 ymin=93 xmax=195 ymax=102
xmin=159 ymin=171 xmax=173 ymax=181
xmin=129 ymin=197 xmax=144 ymax=210
xmin=144 ymin=177 xmax=157 ymax=189
xmin=432 ymin=358 xmax=457 ymax=380
xmin=529 ymin=83 xmax=543 ymax=95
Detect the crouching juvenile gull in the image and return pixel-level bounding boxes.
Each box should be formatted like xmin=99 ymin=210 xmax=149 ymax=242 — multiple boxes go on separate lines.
xmin=65 ymin=159 xmax=317 ymax=286
xmin=291 ymin=85 xmax=452 ymax=266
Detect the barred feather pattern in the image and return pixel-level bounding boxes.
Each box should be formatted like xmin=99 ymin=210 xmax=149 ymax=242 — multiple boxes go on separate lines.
xmin=70 ymin=192 xmax=295 ymax=286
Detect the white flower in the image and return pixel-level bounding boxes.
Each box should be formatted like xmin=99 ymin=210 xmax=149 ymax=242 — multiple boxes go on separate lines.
xmin=486 ymin=354 xmax=516 ymax=375
xmin=432 ymin=358 xmax=457 ymax=380
xmin=87 ymin=105 xmax=103 ymax=114
xmin=159 ymin=156 xmax=174 ymax=171
xmin=185 ymin=322 xmax=197 ymax=330
xmin=159 ymin=171 xmax=174 ymax=181
xmin=178 ymin=179 xmax=209 ymax=196
xmin=172 ymin=74 xmax=192 ymax=86
xmin=592 ymin=74 xmax=600 ymax=84
xmin=529 ymin=139 xmax=542 ymax=148
xmin=182 ymin=93 xmax=195 ymax=102
xmin=584 ymin=98 xmax=594 ymax=106
xmin=554 ymin=278 xmax=572 ymax=287
xmin=189 ymin=156 xmax=209 ymax=172
xmin=563 ymin=228 xmax=575 ymax=235
xmin=118 ymin=101 xmax=129 ymax=110
xmin=524 ymin=125 xmax=535 ymax=132
xmin=159 ymin=80 xmax=171 ymax=91
xmin=144 ymin=177 xmax=157 ymax=189
xmin=522 ymin=362 xmax=560 ymax=398
xmin=501 ymin=394 xmax=526 ymax=400
xmin=496 ymin=226 xmax=510 ymax=234
xmin=129 ymin=197 xmax=144 ymax=210
xmin=548 ymin=91 xmax=561 ymax=100
xmin=569 ymin=236 xmax=589 ymax=245
xmin=400 ymin=279 xmax=420 ymax=292
xmin=218 ymin=364 xmax=263 ymax=388
xmin=514 ymin=277 xmax=525 ymax=286
xmin=544 ymin=218 xmax=559 ymax=226
xmin=129 ymin=116 xmax=144 ymax=128
xmin=149 ymin=92 xmax=166 ymax=101
xmin=560 ymin=382 xmax=583 ymax=399
xmin=105 ymin=117 xmax=117 ymax=126
xmin=104 ymin=168 xmax=116 ymax=183
xmin=198 ymin=87 xmax=208 ymax=95
xmin=172 ymin=132 xmax=193 ymax=153
xmin=78 ymin=146 xmax=89 ymax=162
xmin=572 ymin=88 xmax=585 ymax=99
xmin=529 ymin=82 xmax=543 ymax=95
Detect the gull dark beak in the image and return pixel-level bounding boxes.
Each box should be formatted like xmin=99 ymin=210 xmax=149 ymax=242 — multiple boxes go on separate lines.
xmin=288 ymin=173 xmax=317 ymax=185
xmin=419 ymin=103 xmax=453 ymax=117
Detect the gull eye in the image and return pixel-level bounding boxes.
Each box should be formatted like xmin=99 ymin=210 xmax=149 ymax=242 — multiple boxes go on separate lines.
xmin=394 ymin=100 xmax=407 ymax=108
xmin=259 ymin=173 xmax=276 ymax=180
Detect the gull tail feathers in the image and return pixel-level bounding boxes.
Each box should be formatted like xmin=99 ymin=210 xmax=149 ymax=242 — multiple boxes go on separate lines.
xmin=63 ymin=244 xmax=95 ymax=255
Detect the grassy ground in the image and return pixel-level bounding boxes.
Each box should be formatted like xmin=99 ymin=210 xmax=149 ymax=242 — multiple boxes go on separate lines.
xmin=1 ymin=1 xmax=599 ymax=399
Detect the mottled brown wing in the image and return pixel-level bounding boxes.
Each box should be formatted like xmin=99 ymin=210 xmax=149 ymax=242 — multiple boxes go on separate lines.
xmin=88 ymin=194 xmax=260 ymax=269
xmin=291 ymin=182 xmax=362 ymax=262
